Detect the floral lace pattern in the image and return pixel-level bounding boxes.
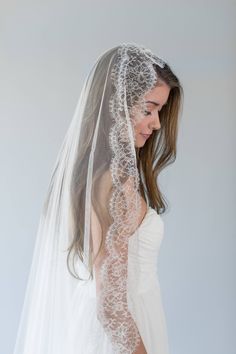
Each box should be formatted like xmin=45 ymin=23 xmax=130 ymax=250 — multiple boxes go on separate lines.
xmin=97 ymin=43 xmax=166 ymax=353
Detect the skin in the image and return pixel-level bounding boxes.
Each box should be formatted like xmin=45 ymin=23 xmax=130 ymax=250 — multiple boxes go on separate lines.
xmin=131 ymin=81 xmax=171 ymax=148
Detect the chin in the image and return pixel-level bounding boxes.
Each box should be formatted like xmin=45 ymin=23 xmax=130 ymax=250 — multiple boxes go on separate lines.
xmin=135 ymin=133 xmax=150 ymax=148
xmin=135 ymin=140 xmax=146 ymax=148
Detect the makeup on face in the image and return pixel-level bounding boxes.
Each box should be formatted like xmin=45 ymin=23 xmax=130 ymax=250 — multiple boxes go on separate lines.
xmin=140 ymin=133 xmax=151 ymax=140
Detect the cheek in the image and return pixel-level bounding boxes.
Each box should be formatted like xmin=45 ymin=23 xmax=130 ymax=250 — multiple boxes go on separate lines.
xmin=134 ymin=119 xmax=147 ymax=133
xmin=130 ymin=108 xmax=147 ymax=132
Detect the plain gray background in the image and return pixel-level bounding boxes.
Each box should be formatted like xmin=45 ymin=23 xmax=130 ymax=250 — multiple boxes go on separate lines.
xmin=1 ymin=1 xmax=235 ymax=353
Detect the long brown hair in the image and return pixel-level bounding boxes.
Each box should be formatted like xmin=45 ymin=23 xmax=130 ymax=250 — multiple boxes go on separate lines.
xmin=136 ymin=63 xmax=184 ymax=214
xmin=66 ymin=52 xmax=184 ymax=280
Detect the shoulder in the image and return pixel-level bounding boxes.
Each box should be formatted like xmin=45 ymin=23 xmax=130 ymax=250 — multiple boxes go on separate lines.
xmin=98 ymin=170 xmax=147 ymax=227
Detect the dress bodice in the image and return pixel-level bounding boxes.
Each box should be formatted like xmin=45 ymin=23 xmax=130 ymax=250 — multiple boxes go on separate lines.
xmin=127 ymin=206 xmax=169 ymax=354
xmin=128 ymin=206 xmax=164 ymax=294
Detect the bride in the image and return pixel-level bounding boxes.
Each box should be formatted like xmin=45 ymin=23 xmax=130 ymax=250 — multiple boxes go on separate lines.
xmin=13 ymin=43 xmax=183 ymax=354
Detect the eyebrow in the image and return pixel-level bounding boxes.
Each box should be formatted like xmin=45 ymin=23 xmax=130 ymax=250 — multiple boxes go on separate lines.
xmin=145 ymin=100 xmax=168 ymax=106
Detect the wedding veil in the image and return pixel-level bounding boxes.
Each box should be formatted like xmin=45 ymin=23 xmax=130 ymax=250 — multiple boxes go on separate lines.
xmin=13 ymin=43 xmax=166 ymax=354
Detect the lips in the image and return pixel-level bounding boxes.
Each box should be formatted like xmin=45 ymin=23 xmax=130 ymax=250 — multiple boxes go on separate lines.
xmin=141 ymin=133 xmax=151 ymax=139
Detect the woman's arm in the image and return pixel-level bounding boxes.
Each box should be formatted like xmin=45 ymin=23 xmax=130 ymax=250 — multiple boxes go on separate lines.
xmin=90 ymin=172 xmax=148 ymax=353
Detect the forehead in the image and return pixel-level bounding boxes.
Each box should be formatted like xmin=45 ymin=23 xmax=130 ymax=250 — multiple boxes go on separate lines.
xmin=144 ymin=83 xmax=170 ymax=105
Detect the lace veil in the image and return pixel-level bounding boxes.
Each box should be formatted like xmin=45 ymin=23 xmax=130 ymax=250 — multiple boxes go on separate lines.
xmin=13 ymin=43 xmax=166 ymax=354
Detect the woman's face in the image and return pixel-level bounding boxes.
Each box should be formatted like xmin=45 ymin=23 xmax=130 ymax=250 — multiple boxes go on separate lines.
xmin=131 ymin=81 xmax=171 ymax=148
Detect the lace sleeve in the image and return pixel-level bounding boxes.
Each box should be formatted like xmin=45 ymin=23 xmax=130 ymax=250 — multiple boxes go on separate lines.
xmin=91 ymin=173 xmax=147 ymax=354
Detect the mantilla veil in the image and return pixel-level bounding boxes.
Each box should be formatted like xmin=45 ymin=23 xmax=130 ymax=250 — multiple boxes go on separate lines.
xmin=13 ymin=43 xmax=166 ymax=354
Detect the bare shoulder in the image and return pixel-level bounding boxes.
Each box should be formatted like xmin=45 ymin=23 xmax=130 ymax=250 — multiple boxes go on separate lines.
xmin=97 ymin=169 xmax=112 ymax=192
xmin=120 ymin=175 xmax=148 ymax=228
xmin=139 ymin=195 xmax=148 ymax=221
xmin=98 ymin=170 xmax=147 ymax=228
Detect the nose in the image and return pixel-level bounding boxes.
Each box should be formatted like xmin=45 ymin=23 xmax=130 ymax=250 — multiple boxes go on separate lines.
xmin=150 ymin=111 xmax=161 ymax=130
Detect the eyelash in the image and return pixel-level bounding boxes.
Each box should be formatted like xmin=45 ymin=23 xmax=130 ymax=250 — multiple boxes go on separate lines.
xmin=144 ymin=110 xmax=151 ymax=116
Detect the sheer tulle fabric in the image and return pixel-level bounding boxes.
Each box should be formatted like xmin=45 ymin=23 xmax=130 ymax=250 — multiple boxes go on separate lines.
xmin=13 ymin=43 xmax=166 ymax=354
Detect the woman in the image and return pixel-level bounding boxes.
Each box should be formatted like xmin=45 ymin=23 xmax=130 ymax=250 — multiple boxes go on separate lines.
xmin=13 ymin=43 xmax=183 ymax=354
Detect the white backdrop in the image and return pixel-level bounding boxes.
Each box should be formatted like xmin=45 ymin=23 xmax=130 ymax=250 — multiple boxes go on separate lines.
xmin=0 ymin=1 xmax=235 ymax=353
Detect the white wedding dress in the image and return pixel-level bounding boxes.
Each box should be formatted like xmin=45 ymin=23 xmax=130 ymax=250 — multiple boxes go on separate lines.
xmin=13 ymin=203 xmax=170 ymax=354
xmin=127 ymin=204 xmax=170 ymax=354
xmin=65 ymin=201 xmax=170 ymax=354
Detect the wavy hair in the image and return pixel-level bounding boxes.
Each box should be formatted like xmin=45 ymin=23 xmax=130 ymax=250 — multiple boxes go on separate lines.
xmin=66 ymin=51 xmax=184 ymax=280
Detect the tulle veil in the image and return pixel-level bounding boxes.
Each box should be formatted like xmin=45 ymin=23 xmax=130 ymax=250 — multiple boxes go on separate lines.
xmin=13 ymin=43 xmax=166 ymax=354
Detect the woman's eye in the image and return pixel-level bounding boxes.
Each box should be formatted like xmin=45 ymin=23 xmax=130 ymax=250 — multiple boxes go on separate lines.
xmin=144 ymin=110 xmax=151 ymax=116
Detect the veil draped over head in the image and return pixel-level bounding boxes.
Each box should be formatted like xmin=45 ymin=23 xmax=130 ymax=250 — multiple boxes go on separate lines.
xmin=13 ymin=43 xmax=166 ymax=354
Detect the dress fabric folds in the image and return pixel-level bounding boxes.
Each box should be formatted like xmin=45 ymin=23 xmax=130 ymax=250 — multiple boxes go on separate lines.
xmin=65 ymin=202 xmax=170 ymax=354
xmin=127 ymin=204 xmax=170 ymax=354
